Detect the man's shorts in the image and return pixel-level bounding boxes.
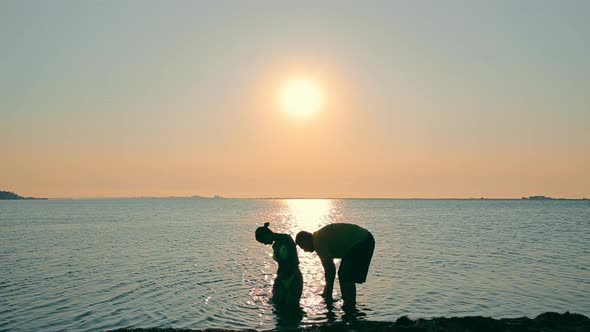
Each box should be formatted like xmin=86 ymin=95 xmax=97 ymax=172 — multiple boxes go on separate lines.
xmin=338 ymin=232 xmax=375 ymax=283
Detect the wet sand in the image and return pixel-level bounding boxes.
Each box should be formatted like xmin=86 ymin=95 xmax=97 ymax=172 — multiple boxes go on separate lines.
xmin=112 ymin=311 xmax=589 ymax=331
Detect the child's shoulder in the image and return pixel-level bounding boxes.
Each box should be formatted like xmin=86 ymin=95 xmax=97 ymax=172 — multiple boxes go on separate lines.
xmin=273 ymin=233 xmax=296 ymax=246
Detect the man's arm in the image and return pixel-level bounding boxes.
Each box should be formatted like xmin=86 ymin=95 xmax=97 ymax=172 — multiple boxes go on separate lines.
xmin=320 ymin=256 xmax=336 ymax=303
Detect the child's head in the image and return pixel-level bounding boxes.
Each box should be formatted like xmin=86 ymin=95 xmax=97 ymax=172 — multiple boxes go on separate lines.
xmin=255 ymin=222 xmax=274 ymax=245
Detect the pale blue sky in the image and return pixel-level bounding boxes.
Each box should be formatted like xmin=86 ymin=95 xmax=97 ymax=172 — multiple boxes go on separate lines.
xmin=1 ymin=1 xmax=589 ymax=198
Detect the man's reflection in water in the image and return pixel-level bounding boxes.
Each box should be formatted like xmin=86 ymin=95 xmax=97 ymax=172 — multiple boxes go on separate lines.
xmin=341 ymin=303 xmax=368 ymax=324
xmin=321 ymin=301 xmax=369 ymax=327
xmin=324 ymin=302 xmax=337 ymax=324
xmin=273 ymin=290 xmax=369 ymax=329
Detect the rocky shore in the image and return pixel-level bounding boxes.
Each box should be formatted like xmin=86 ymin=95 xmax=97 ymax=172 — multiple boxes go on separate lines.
xmin=112 ymin=312 xmax=588 ymax=331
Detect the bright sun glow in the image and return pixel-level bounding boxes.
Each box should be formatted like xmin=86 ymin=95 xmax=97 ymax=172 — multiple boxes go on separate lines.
xmin=280 ymin=79 xmax=322 ymax=115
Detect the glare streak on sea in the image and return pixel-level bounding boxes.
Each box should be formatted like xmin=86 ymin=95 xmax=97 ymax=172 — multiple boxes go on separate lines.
xmin=0 ymin=198 xmax=588 ymax=331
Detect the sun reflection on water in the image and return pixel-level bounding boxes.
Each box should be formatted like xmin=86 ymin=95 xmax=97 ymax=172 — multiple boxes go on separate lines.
xmin=268 ymin=199 xmax=356 ymax=325
xmin=284 ymin=199 xmax=335 ymax=233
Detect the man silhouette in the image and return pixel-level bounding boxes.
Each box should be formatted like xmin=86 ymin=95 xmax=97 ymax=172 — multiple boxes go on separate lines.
xmin=296 ymin=223 xmax=375 ymax=308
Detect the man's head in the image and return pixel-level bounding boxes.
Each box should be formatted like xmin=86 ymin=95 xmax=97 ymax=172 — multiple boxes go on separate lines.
xmin=295 ymin=231 xmax=314 ymax=252
xmin=255 ymin=222 xmax=274 ymax=245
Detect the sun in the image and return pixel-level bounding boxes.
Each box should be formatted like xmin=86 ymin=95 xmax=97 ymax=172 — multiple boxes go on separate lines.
xmin=280 ymin=79 xmax=322 ymax=115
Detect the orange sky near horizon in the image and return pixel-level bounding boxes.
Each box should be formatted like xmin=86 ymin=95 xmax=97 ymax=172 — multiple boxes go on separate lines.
xmin=1 ymin=2 xmax=589 ymax=199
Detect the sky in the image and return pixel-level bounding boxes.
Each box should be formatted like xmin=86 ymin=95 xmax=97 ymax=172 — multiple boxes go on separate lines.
xmin=1 ymin=0 xmax=589 ymax=198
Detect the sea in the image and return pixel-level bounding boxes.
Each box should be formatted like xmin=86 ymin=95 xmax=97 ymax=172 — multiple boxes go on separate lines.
xmin=1 ymin=198 xmax=588 ymax=331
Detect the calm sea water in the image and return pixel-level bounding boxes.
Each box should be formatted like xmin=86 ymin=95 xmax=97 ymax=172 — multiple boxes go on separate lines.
xmin=1 ymin=198 xmax=588 ymax=331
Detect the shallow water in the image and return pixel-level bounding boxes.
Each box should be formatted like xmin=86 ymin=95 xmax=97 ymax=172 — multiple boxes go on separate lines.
xmin=1 ymin=198 xmax=588 ymax=331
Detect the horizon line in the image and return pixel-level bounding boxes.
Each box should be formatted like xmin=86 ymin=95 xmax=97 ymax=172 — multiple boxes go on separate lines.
xmin=25 ymin=195 xmax=589 ymax=200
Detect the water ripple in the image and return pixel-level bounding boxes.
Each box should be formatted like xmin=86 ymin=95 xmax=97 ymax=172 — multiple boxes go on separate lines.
xmin=0 ymin=198 xmax=588 ymax=331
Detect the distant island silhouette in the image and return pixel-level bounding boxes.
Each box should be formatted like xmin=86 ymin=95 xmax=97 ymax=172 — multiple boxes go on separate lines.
xmin=522 ymin=195 xmax=554 ymax=200
xmin=521 ymin=195 xmax=588 ymax=201
xmin=191 ymin=195 xmax=225 ymax=199
xmin=0 ymin=191 xmax=47 ymax=200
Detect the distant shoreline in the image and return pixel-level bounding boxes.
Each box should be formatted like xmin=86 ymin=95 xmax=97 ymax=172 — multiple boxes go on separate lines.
xmin=10 ymin=196 xmax=588 ymax=201
xmin=3 ymin=190 xmax=588 ymax=201
xmin=0 ymin=191 xmax=47 ymax=200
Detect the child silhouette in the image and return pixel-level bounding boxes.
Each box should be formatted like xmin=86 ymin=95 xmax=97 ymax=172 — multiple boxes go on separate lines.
xmin=255 ymin=222 xmax=303 ymax=308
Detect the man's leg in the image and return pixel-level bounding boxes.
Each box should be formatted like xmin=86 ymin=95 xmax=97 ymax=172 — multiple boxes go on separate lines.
xmin=339 ymin=233 xmax=374 ymax=308
xmin=340 ymin=280 xmax=356 ymax=307
xmin=338 ymin=260 xmax=356 ymax=307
